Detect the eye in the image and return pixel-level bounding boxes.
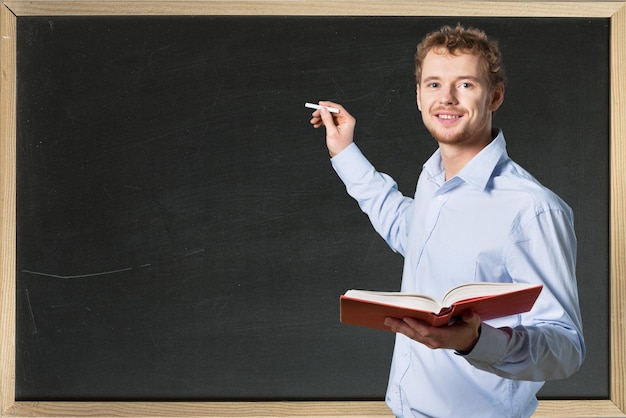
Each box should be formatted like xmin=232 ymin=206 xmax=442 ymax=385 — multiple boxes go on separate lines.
xmin=459 ymin=82 xmax=473 ymax=89
xmin=428 ymin=82 xmax=440 ymax=88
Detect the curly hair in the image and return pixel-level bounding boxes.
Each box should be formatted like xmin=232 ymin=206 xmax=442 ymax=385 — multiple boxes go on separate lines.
xmin=415 ymin=24 xmax=507 ymax=90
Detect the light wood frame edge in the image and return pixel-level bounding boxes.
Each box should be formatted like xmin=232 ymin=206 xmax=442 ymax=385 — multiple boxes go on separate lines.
xmin=0 ymin=1 xmax=624 ymax=417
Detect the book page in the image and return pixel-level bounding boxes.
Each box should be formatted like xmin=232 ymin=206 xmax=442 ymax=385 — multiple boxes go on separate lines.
xmin=442 ymin=282 xmax=536 ymax=306
xmin=343 ymin=290 xmax=442 ymax=313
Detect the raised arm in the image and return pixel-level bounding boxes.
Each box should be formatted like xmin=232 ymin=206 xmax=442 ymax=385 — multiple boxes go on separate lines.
xmin=309 ymin=102 xmax=413 ymax=255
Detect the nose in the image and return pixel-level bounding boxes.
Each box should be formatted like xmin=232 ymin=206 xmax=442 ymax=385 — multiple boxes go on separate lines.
xmin=439 ymin=85 xmax=457 ymax=105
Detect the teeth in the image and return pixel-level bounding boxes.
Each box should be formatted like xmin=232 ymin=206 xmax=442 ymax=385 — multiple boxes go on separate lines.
xmin=438 ymin=114 xmax=459 ymax=120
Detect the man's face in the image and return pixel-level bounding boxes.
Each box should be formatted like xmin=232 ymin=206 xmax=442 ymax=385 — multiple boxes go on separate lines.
xmin=416 ymin=49 xmax=504 ymax=149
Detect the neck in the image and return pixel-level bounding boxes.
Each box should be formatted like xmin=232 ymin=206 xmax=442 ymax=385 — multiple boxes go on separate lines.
xmin=439 ymin=133 xmax=495 ymax=180
xmin=440 ymin=147 xmax=474 ymax=181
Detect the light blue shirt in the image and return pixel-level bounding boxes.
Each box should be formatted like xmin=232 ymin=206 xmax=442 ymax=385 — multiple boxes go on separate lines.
xmin=331 ymin=131 xmax=585 ymax=418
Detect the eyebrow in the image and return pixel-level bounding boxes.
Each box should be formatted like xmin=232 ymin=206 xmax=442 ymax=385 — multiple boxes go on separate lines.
xmin=421 ymin=75 xmax=483 ymax=84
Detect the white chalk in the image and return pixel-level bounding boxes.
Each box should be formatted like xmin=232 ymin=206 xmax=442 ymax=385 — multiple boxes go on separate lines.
xmin=305 ymin=102 xmax=340 ymax=114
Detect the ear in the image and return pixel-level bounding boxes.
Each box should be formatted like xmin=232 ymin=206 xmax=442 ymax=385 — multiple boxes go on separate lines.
xmin=416 ymin=84 xmax=422 ymax=112
xmin=489 ymin=84 xmax=505 ymax=112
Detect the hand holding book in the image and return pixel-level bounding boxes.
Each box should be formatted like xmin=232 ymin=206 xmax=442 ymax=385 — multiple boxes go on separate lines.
xmin=340 ymin=282 xmax=543 ymax=330
xmin=384 ymin=309 xmax=482 ymax=353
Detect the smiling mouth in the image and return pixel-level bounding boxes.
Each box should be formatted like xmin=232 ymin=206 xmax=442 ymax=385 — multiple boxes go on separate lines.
xmin=437 ymin=114 xmax=460 ymax=120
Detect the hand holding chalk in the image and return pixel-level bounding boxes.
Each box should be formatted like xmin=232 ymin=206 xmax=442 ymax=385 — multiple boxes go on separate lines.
xmin=307 ymin=101 xmax=355 ymax=157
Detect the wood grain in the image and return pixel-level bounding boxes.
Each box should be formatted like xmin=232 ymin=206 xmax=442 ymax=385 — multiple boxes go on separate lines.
xmin=0 ymin=2 xmax=16 ymax=414
xmin=1 ymin=0 xmax=623 ymax=17
xmin=1 ymin=1 xmax=624 ymax=417
xmin=611 ymin=2 xmax=626 ymax=415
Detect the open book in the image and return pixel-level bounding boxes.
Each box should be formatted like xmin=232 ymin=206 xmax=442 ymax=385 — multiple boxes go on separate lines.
xmin=340 ymin=282 xmax=543 ymax=330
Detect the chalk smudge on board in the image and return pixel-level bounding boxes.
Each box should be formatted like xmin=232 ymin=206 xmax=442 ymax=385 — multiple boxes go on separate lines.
xmin=20 ymin=248 xmax=206 ymax=279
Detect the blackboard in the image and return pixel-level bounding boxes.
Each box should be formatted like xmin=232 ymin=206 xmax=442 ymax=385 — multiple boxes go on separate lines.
xmin=1 ymin=1 xmax=625 ymax=417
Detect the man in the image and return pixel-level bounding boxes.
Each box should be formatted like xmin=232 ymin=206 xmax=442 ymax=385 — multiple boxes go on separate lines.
xmin=309 ymin=24 xmax=585 ymax=417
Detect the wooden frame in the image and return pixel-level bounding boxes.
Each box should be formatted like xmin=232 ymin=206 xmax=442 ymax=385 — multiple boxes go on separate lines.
xmin=1 ymin=1 xmax=624 ymax=416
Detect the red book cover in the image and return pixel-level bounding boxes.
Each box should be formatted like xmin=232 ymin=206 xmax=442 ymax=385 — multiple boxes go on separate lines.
xmin=340 ymin=283 xmax=543 ymax=330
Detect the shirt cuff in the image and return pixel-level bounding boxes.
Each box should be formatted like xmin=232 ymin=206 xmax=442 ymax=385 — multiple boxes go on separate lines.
xmin=461 ymin=323 xmax=510 ymax=363
xmin=330 ymin=143 xmax=375 ymax=184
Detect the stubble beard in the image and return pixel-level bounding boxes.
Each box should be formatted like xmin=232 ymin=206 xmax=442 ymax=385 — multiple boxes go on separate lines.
xmin=425 ymin=125 xmax=470 ymax=146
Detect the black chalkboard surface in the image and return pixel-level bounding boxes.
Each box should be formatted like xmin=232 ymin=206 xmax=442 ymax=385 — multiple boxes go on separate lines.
xmin=15 ymin=16 xmax=609 ymax=401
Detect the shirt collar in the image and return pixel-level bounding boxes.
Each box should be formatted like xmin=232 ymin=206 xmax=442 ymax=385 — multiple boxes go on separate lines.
xmin=423 ymin=129 xmax=508 ymax=191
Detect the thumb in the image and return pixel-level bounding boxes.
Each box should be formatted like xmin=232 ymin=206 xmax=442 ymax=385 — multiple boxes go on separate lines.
xmin=317 ymin=102 xmax=355 ymax=157
xmin=319 ymin=106 xmax=338 ymax=135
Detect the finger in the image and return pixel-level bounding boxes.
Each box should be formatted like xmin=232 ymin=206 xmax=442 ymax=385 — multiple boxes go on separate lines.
xmin=401 ymin=317 xmax=458 ymax=350
xmin=318 ymin=106 xmax=338 ymax=135
xmin=461 ymin=310 xmax=481 ymax=327
xmin=318 ymin=100 xmax=342 ymax=111
xmin=384 ymin=317 xmax=403 ymax=329
xmin=309 ymin=116 xmax=323 ymax=129
xmin=385 ymin=317 xmax=427 ymax=341
xmin=402 ymin=317 xmax=432 ymax=338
